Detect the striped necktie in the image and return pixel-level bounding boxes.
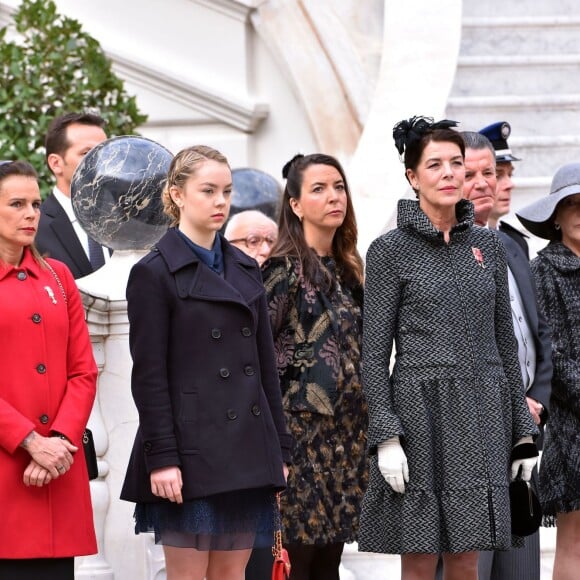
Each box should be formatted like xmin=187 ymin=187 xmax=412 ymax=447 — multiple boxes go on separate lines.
xmin=87 ymin=236 xmax=106 ymax=270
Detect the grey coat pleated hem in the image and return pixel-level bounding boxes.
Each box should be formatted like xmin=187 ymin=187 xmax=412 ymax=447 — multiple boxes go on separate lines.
xmin=358 ymin=465 xmax=517 ymax=555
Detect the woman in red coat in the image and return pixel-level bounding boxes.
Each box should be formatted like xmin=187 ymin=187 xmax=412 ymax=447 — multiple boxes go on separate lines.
xmin=0 ymin=161 xmax=97 ymax=579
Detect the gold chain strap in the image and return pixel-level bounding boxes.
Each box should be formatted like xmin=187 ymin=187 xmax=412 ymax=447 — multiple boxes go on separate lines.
xmin=272 ymin=491 xmax=283 ymax=559
xmin=273 ymin=528 xmax=283 ymax=559
xmin=44 ymin=261 xmax=68 ymax=304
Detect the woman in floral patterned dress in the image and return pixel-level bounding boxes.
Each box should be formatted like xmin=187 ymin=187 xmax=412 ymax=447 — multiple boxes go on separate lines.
xmin=262 ymin=153 xmax=367 ymax=580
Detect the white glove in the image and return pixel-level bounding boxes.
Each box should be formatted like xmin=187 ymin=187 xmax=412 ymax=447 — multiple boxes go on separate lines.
xmin=510 ymin=436 xmax=538 ymax=482
xmin=377 ymin=436 xmax=409 ymax=493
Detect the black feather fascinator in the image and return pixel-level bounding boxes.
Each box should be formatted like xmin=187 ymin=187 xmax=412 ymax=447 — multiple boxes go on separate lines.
xmin=393 ymin=116 xmax=459 ymax=158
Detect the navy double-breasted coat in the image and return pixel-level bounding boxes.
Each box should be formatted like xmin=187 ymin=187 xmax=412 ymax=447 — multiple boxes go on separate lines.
xmin=121 ymin=229 xmax=291 ymax=503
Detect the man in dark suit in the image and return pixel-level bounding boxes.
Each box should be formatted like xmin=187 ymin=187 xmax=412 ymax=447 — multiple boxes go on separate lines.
xmin=462 ymin=131 xmax=552 ymax=580
xmin=36 ymin=112 xmax=108 ymax=278
xmin=480 ymin=121 xmax=531 ymax=258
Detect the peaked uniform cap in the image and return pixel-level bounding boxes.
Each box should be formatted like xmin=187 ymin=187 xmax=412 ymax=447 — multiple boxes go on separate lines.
xmin=479 ymin=121 xmax=521 ymax=163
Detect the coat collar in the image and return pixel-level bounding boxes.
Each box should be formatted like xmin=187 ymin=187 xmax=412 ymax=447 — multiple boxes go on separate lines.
xmin=397 ymin=198 xmax=474 ymax=243
xmin=0 ymin=248 xmax=44 ymax=281
xmin=155 ymin=228 xmax=263 ymax=306
xmin=538 ymin=241 xmax=580 ymax=273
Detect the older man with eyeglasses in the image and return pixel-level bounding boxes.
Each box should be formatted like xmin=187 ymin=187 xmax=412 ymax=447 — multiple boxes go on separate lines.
xmin=225 ymin=209 xmax=278 ymax=266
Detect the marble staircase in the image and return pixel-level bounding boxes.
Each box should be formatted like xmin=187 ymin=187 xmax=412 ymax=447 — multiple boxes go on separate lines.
xmin=446 ymin=1 xmax=580 ymax=216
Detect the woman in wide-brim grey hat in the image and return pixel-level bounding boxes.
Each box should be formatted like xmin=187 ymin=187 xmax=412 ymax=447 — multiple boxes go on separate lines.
xmin=518 ymin=163 xmax=580 ymax=579
xmin=516 ymin=162 xmax=580 ymax=241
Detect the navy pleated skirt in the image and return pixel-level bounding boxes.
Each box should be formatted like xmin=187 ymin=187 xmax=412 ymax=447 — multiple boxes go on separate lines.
xmin=134 ymin=487 xmax=278 ymax=551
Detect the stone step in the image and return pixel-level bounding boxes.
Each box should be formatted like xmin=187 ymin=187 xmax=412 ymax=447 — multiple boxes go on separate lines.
xmin=451 ymin=54 xmax=580 ymax=96
xmin=463 ymin=0 xmax=580 ymax=18
xmin=512 ymin=176 xmax=552 ymax=207
xmin=508 ymin=135 xmax=580 ymax=178
xmin=461 ymin=16 xmax=580 ymax=56
xmin=446 ymin=93 xmax=580 ymax=136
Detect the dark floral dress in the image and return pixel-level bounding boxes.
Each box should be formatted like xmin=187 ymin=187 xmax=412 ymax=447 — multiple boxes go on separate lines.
xmin=262 ymin=255 xmax=368 ymax=545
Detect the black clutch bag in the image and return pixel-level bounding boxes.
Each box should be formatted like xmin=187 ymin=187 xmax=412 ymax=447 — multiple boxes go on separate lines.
xmin=509 ymin=479 xmax=542 ymax=536
xmin=83 ymin=429 xmax=99 ymax=480
xmin=509 ymin=442 xmax=542 ymax=536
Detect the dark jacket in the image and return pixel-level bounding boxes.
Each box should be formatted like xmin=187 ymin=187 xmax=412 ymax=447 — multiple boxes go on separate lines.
xmin=499 ymin=221 xmax=530 ymax=260
xmin=121 ymin=229 xmax=291 ymax=503
xmin=499 ymin=232 xmax=552 ymax=427
xmin=36 ymin=193 xmax=94 ymax=279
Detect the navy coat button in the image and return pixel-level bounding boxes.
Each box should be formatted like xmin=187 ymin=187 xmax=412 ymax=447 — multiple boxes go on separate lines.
xmin=244 ymin=365 xmax=255 ymax=376
xmin=39 ymin=414 xmax=49 ymax=424
xmin=211 ymin=328 xmax=222 ymax=339
xmin=32 ymin=313 xmax=42 ymax=323
xmin=17 ymin=271 xmax=27 ymax=281
xmin=241 ymin=327 xmax=252 ymax=337
xmin=37 ymin=363 xmax=46 ymax=373
xmin=220 ymin=368 xmax=230 ymax=378
xmin=144 ymin=441 xmax=152 ymax=451
xmin=227 ymin=409 xmax=238 ymax=420
xmin=251 ymin=405 xmax=261 ymax=416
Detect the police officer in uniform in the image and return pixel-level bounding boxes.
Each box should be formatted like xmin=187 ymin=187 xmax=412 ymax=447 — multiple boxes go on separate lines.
xmin=477 ymin=122 xmax=553 ymax=580
xmin=479 ymin=121 xmax=531 ymax=258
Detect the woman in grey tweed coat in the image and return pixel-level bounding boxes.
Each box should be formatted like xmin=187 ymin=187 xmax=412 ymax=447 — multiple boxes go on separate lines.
xmin=358 ymin=117 xmax=538 ymax=579
xmin=517 ymin=163 xmax=580 ymax=579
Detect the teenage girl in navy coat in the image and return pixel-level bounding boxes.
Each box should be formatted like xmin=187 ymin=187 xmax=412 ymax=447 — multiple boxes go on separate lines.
xmin=121 ymin=145 xmax=290 ymax=580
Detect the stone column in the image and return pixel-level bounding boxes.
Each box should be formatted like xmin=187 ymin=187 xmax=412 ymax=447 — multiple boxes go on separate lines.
xmin=350 ymin=0 xmax=463 ymax=254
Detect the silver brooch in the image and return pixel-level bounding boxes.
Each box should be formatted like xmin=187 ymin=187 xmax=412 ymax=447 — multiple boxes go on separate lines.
xmin=44 ymin=286 xmax=57 ymax=304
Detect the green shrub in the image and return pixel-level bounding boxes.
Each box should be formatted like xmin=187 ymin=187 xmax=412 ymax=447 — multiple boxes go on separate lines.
xmin=0 ymin=0 xmax=147 ymax=196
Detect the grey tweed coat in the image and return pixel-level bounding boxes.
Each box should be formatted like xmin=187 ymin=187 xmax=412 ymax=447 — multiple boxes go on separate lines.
xmin=358 ymin=199 xmax=537 ymax=554
xmin=531 ymin=242 xmax=580 ymax=524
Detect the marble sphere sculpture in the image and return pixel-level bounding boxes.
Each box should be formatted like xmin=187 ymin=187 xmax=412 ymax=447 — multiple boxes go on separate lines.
xmin=229 ymin=168 xmax=282 ymax=222
xmin=71 ymin=135 xmax=173 ymax=251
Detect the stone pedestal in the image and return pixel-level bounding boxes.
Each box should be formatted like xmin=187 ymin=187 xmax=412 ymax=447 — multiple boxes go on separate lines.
xmin=75 ymin=251 xmax=164 ymax=579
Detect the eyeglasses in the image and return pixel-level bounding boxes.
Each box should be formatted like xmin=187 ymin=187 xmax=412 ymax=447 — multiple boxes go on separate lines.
xmin=229 ymin=234 xmax=277 ymax=249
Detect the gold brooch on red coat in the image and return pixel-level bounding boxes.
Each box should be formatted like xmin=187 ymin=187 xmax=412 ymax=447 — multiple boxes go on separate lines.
xmin=44 ymin=285 xmax=57 ymax=304
xmin=472 ymin=247 xmax=485 ymax=268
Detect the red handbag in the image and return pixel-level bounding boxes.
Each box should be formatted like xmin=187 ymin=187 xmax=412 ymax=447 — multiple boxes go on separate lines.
xmin=271 ymin=528 xmax=291 ymax=580
xmin=272 ymin=493 xmax=291 ymax=580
